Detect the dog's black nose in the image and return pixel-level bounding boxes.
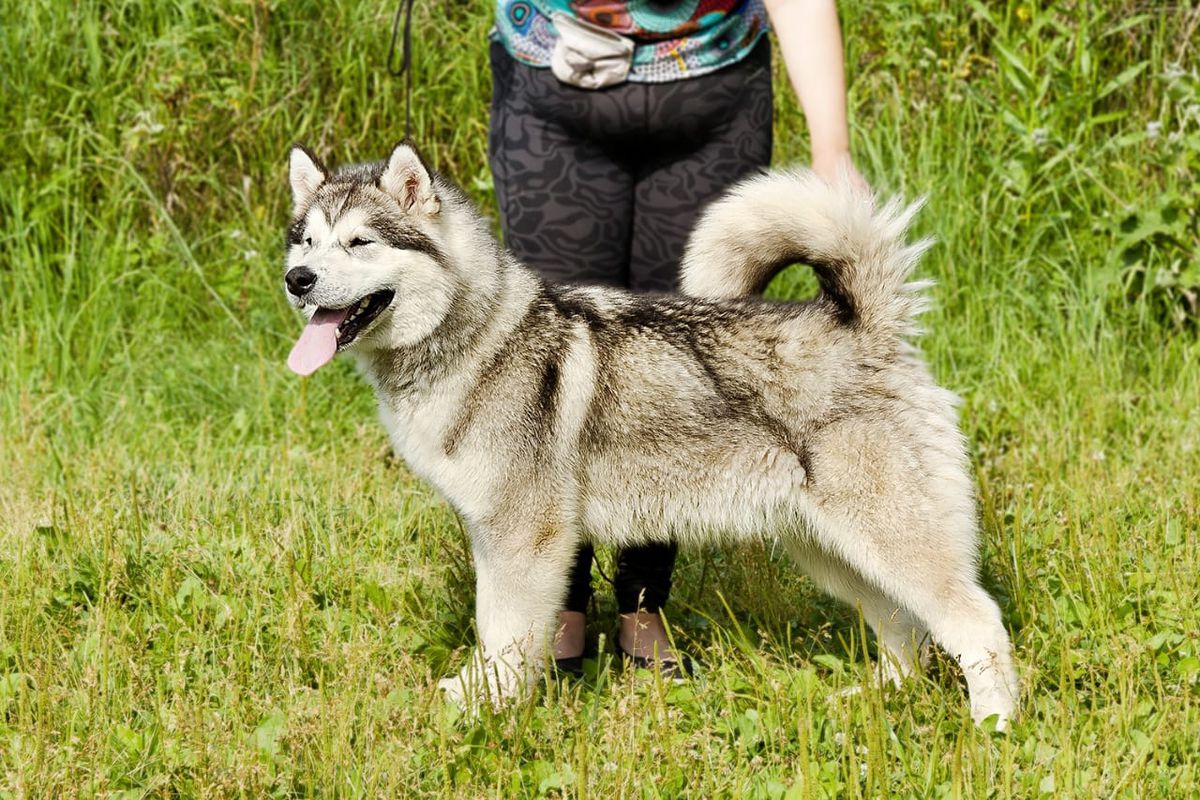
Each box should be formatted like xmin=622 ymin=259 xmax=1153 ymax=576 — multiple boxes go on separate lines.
xmin=285 ymin=266 xmax=317 ymax=297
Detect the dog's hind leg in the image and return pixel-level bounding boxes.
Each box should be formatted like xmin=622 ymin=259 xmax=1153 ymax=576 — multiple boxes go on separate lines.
xmin=802 ymin=519 xmax=1018 ymax=728
xmin=896 ymin=573 xmax=1019 ymax=729
xmin=784 ymin=541 xmax=930 ymax=686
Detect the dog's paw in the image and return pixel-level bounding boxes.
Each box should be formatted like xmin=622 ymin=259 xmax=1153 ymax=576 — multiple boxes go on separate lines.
xmin=967 ymin=653 xmax=1019 ymax=732
xmin=437 ymin=674 xmax=470 ymax=709
xmin=969 ymin=690 xmax=1016 ymax=732
xmin=437 ymin=653 xmax=531 ymax=713
xmin=826 ymin=658 xmax=913 ymax=701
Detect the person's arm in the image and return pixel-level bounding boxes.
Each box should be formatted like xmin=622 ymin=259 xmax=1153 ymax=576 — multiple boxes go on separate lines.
xmin=762 ymin=0 xmax=868 ymax=192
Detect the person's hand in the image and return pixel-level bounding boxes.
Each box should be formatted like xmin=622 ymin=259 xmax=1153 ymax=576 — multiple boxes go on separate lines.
xmin=764 ymin=0 xmax=870 ymax=198
xmin=812 ymin=149 xmax=870 ymax=196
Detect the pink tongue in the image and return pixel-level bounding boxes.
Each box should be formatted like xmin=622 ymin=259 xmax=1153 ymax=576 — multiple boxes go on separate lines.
xmin=288 ymin=307 xmax=351 ymax=376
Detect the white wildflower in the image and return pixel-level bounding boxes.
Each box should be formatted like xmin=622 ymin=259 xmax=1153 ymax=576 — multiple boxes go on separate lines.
xmin=130 ymin=109 xmax=164 ymax=135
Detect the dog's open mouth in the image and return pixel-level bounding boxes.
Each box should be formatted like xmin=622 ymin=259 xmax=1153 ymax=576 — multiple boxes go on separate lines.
xmin=332 ymin=289 xmax=395 ymax=350
xmin=287 ymin=290 xmax=395 ymax=376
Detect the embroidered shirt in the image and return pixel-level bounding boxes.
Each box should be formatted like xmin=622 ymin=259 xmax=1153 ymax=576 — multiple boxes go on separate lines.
xmin=493 ymin=0 xmax=768 ymax=83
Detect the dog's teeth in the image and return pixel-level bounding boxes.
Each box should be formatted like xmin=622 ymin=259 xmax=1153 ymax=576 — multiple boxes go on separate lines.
xmin=359 ymin=299 xmax=370 ymax=310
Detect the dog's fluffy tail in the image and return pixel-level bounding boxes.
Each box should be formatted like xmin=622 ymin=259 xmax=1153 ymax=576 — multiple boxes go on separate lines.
xmin=680 ymin=169 xmax=933 ymax=337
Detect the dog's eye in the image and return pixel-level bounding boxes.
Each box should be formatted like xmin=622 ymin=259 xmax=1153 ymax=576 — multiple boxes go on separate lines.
xmin=349 ymin=238 xmax=373 ymax=248
xmin=304 ymin=236 xmax=313 ymax=247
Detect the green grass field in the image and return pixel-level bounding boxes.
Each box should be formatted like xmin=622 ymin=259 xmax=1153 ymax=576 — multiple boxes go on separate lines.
xmin=2 ymin=0 xmax=1198 ymax=796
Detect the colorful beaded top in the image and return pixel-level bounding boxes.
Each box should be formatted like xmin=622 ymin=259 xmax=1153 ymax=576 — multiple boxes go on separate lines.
xmin=493 ymin=0 xmax=768 ymax=83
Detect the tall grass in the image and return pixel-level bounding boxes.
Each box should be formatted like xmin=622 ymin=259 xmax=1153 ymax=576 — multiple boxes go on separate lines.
xmin=1 ymin=0 xmax=1197 ymax=796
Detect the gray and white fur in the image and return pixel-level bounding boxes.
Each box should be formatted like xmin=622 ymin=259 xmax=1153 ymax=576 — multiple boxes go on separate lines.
xmin=281 ymin=143 xmax=1019 ymax=728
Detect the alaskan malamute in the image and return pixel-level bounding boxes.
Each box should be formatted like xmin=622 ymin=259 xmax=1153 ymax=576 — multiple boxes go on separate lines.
xmin=281 ymin=142 xmax=1018 ymax=728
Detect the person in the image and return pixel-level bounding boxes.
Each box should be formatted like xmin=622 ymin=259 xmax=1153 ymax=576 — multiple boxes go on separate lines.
xmin=487 ymin=0 xmax=867 ymax=675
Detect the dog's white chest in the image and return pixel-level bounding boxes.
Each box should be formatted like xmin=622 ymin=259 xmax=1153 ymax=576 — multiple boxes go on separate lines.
xmin=377 ymin=392 xmax=494 ymax=524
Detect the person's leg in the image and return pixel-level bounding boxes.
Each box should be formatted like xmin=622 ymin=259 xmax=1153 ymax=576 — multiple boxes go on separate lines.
xmin=629 ymin=39 xmax=774 ymax=292
xmin=488 ymin=42 xmax=639 ymax=659
xmin=614 ymin=542 xmax=682 ymax=662
xmin=613 ymin=42 xmax=774 ymax=660
xmin=488 ymin=41 xmax=636 ymax=285
xmin=555 ymin=543 xmax=594 ymax=659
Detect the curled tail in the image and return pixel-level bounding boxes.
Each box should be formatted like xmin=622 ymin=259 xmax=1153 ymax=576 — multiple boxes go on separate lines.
xmin=680 ymin=169 xmax=933 ymax=337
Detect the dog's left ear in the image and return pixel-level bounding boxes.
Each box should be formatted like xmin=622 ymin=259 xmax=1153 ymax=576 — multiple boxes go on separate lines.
xmin=379 ymin=142 xmax=440 ymax=216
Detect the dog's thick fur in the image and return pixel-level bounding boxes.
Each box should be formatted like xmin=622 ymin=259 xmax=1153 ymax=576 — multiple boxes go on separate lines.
xmin=282 ymin=143 xmax=1019 ymax=728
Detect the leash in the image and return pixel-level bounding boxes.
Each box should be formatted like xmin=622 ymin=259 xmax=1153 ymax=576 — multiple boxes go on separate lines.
xmin=387 ymin=0 xmax=416 ymax=139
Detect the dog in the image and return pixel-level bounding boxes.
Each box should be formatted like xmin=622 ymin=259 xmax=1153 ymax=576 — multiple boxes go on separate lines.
xmin=281 ymin=142 xmax=1019 ymax=728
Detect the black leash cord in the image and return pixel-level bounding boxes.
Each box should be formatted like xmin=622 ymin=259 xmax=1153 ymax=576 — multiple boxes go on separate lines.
xmin=387 ymin=0 xmax=416 ymax=139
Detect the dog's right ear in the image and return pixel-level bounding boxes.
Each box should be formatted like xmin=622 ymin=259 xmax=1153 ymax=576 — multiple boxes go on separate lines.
xmin=289 ymin=145 xmax=327 ymax=211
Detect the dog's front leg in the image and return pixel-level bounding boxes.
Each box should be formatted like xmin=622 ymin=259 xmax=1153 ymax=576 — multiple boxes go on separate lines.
xmin=438 ymin=522 xmax=575 ymax=711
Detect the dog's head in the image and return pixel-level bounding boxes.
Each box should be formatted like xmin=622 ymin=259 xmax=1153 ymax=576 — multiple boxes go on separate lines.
xmin=283 ymin=142 xmax=455 ymax=375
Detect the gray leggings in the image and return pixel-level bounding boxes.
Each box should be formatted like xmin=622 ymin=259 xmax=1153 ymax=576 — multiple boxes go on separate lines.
xmin=488 ymin=38 xmax=773 ymax=614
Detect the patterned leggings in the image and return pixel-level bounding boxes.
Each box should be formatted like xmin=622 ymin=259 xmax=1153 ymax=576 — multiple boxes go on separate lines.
xmin=488 ymin=38 xmax=773 ymax=614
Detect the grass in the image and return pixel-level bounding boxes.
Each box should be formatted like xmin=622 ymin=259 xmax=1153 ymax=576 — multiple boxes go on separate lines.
xmin=1 ymin=0 xmax=1198 ymax=796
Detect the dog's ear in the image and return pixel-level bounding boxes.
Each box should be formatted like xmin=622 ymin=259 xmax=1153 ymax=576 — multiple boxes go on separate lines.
xmin=379 ymin=141 xmax=440 ymax=216
xmin=289 ymin=145 xmax=326 ymax=211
